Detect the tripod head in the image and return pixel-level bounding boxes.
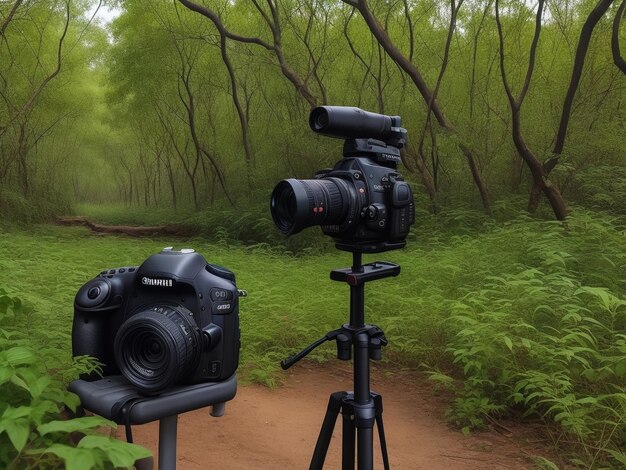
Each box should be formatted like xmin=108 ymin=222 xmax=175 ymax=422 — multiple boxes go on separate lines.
xmin=280 ymin=251 xmax=399 ymax=370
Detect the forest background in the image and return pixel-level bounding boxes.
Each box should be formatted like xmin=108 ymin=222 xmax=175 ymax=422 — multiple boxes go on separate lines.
xmin=0 ymin=0 xmax=625 ymax=468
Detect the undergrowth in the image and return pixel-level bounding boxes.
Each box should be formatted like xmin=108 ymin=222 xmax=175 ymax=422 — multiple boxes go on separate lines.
xmin=0 ymin=188 xmax=72 ymax=226
xmin=424 ymin=212 xmax=626 ymax=468
xmin=0 ymin=205 xmax=624 ymax=467
xmin=75 ymin=202 xmax=327 ymax=255
xmin=0 ymin=288 xmax=150 ymax=469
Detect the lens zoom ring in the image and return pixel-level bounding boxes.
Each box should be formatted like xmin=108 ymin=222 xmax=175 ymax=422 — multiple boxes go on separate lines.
xmin=301 ymin=179 xmax=346 ymax=224
xmin=318 ymin=179 xmax=344 ymax=217
xmin=302 ymin=182 xmax=317 ymax=210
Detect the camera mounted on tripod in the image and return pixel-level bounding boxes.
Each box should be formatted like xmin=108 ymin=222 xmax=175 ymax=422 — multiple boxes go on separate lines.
xmin=270 ymin=105 xmax=414 ymax=469
xmin=271 ymin=106 xmax=415 ymax=253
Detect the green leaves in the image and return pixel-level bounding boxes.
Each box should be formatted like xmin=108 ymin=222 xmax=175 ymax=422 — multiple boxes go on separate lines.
xmin=39 ymin=445 xmax=98 ymax=470
xmin=0 ymin=289 xmax=151 ymax=469
xmin=37 ymin=416 xmax=114 ymax=436
xmin=78 ymin=435 xmax=152 ymax=467
xmin=422 ymin=212 xmax=626 ymax=466
xmin=0 ymin=415 xmax=31 ymax=452
xmin=0 ymin=289 xmax=23 ymax=324
xmin=40 ymin=436 xmax=152 ymax=470
xmin=575 ymin=286 xmax=626 ymax=316
xmin=5 ymin=347 xmax=36 ymax=367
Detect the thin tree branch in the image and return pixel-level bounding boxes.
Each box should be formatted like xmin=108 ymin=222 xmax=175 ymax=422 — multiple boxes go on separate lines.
xmin=176 ymin=0 xmax=272 ymax=49
xmin=495 ymin=0 xmax=516 ymax=107
xmin=0 ymin=0 xmax=23 ymax=38
xmin=612 ymin=0 xmax=626 ymax=73
xmin=13 ymin=0 xmax=71 ymax=122
xmin=178 ymin=0 xmax=318 ymax=107
xmin=346 ymin=0 xmax=450 ymax=128
xmin=518 ymin=0 xmax=545 ymax=104
xmin=418 ymin=0 xmax=464 ymax=159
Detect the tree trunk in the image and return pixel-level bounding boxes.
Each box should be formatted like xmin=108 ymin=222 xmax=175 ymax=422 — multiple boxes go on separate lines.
xmin=215 ymin=16 xmax=254 ymax=194
xmin=178 ymin=60 xmax=236 ymax=208
xmin=511 ymin=111 xmax=568 ymax=220
xmin=0 ymin=0 xmax=24 ymax=38
xmin=166 ymin=161 xmax=177 ymax=209
xmin=413 ymin=152 xmax=438 ymax=213
xmin=554 ymin=0 xmax=616 ymax=155
xmin=613 ymin=0 xmax=626 ymax=74
xmin=495 ymin=0 xmax=567 ymax=220
xmin=17 ymin=121 xmax=28 ymax=197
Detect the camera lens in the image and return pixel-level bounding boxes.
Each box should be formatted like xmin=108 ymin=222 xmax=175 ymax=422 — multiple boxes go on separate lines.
xmin=270 ymin=178 xmax=354 ymax=235
xmin=114 ymin=305 xmax=201 ymax=394
xmin=311 ymin=108 xmax=329 ymax=131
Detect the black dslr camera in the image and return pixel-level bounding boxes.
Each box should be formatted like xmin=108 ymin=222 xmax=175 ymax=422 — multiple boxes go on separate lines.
xmin=270 ymin=106 xmax=415 ymax=251
xmin=72 ymin=247 xmax=242 ymax=395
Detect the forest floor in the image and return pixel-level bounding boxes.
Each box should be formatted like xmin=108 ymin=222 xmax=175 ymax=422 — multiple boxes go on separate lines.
xmin=120 ymin=363 xmax=554 ymax=469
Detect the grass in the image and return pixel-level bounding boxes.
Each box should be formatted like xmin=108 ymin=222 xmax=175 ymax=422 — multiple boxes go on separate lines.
xmin=0 ymin=206 xmax=625 ymax=467
xmin=0 ymin=224 xmax=410 ymax=384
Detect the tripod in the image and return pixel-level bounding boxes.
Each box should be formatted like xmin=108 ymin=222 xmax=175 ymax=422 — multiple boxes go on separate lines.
xmin=281 ymin=242 xmax=402 ymax=470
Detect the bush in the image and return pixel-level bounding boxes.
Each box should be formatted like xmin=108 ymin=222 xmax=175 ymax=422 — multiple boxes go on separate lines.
xmin=0 ymin=188 xmax=73 ymax=225
xmin=0 ymin=288 xmax=150 ymax=469
xmin=427 ymin=212 xmax=626 ymax=468
xmin=570 ymin=165 xmax=626 ymax=215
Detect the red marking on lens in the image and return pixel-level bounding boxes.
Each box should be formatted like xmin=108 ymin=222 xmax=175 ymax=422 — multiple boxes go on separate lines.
xmin=313 ymin=207 xmax=318 ymax=213
xmin=319 ymin=207 xmax=324 ymax=213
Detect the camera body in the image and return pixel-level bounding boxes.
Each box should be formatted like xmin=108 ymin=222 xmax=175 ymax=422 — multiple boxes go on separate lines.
xmin=270 ymin=106 xmax=415 ymax=250
xmin=314 ymin=141 xmax=414 ymax=242
xmin=72 ymin=247 xmax=240 ymax=394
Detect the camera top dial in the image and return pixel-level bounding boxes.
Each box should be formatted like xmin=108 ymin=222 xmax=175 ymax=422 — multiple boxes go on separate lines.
xmin=75 ymin=279 xmax=110 ymax=308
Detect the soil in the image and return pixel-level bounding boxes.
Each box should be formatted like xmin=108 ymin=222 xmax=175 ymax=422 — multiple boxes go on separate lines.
xmin=119 ymin=363 xmax=551 ymax=469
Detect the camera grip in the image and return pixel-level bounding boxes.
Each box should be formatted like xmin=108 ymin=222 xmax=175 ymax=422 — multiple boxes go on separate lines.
xmin=72 ymin=308 xmax=117 ymax=376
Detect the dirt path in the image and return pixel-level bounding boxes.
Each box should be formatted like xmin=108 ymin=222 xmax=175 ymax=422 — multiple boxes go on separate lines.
xmin=120 ymin=364 xmax=548 ymax=469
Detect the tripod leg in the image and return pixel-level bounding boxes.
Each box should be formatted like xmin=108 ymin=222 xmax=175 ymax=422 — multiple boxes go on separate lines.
xmin=374 ymin=395 xmax=390 ymax=470
xmin=310 ymin=392 xmax=345 ymax=470
xmin=375 ymin=415 xmax=390 ymax=470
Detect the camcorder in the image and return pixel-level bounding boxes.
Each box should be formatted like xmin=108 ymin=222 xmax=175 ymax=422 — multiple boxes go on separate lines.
xmin=72 ymin=247 xmax=242 ymax=395
xmin=271 ymin=106 xmax=415 ymax=251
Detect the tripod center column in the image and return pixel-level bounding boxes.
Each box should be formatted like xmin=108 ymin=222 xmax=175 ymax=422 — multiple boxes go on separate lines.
xmin=349 ymin=251 xmax=366 ymax=328
xmin=350 ymin=283 xmax=366 ymax=328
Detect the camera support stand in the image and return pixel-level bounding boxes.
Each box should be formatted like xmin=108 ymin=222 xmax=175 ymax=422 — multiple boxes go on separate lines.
xmin=69 ymin=374 xmax=237 ymax=470
xmin=281 ymin=248 xmax=400 ymax=470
